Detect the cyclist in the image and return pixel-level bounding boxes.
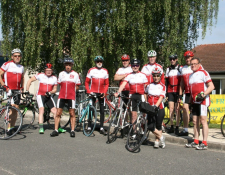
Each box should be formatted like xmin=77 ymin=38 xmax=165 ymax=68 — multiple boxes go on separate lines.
xmin=0 ymin=48 xmax=24 ymax=135
xmin=185 ymin=57 xmax=214 ymax=150
xmin=177 ymin=51 xmax=194 ymax=136
xmin=50 ymin=57 xmax=81 ymax=137
xmin=26 ymin=63 xmax=58 ymax=134
xmin=145 ymin=67 xmax=166 ymax=148
xmin=165 ymin=54 xmax=182 ymax=135
xmin=141 ymin=50 xmax=165 ymax=84
xmin=85 ymin=56 xmax=109 ymax=135
xmin=115 ymin=58 xmax=148 ymax=138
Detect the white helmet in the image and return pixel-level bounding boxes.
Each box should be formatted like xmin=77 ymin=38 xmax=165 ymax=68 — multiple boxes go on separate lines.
xmin=11 ymin=48 xmax=22 ymax=56
xmin=147 ymin=50 xmax=157 ymax=57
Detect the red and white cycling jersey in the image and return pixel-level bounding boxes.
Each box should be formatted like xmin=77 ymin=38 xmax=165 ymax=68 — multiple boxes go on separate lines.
xmin=0 ymin=60 xmax=24 ymax=90
xmin=85 ymin=67 xmax=109 ymax=94
xmin=141 ymin=63 xmax=165 ymax=84
xmin=181 ymin=65 xmax=193 ymax=94
xmin=58 ymin=70 xmax=81 ymax=100
xmin=189 ymin=67 xmax=212 ymax=106
xmin=35 ymin=73 xmax=57 ymax=95
xmin=165 ymin=65 xmax=183 ymax=93
xmin=124 ymin=71 xmax=148 ymax=94
xmin=115 ymin=66 xmax=132 ymax=91
xmin=145 ymin=82 xmax=166 ymax=109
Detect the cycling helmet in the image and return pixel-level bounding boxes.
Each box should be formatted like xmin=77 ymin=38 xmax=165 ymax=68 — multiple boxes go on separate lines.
xmin=11 ymin=48 xmax=22 ymax=55
xmin=147 ymin=50 xmax=157 ymax=57
xmin=152 ymin=67 xmax=162 ymax=75
xmin=94 ymin=56 xmax=104 ymax=62
xmin=64 ymin=56 xmax=74 ymax=64
xmin=45 ymin=63 xmax=53 ymax=70
xmin=130 ymin=58 xmax=140 ymax=65
xmin=184 ymin=51 xmax=194 ymax=57
xmin=121 ymin=54 xmax=130 ymax=60
xmin=169 ymin=54 xmax=178 ymax=59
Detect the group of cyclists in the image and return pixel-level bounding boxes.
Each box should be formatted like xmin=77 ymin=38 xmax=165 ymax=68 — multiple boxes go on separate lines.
xmin=0 ymin=48 xmax=215 ymax=151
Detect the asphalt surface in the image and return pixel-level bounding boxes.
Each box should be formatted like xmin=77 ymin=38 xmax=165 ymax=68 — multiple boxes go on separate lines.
xmin=1 ymin=124 xmax=225 ymax=175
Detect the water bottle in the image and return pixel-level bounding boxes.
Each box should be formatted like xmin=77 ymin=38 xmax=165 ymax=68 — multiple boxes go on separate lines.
xmin=81 ymin=108 xmax=86 ymax=116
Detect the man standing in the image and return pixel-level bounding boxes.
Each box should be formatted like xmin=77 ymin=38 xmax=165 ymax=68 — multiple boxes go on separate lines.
xmin=50 ymin=57 xmax=81 ymax=138
xmin=0 ymin=48 xmax=24 ymax=135
xmin=141 ymin=50 xmax=165 ymax=84
xmin=186 ymin=57 xmax=214 ymax=150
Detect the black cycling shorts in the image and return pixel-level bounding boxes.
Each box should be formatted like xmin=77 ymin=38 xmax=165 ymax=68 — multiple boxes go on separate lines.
xmin=57 ymin=99 xmax=75 ymax=109
xmin=130 ymin=93 xmax=144 ymax=112
xmin=147 ymin=108 xmax=165 ymax=131
xmin=183 ymin=93 xmax=191 ymax=104
xmin=37 ymin=95 xmax=56 ymax=109
xmin=168 ymin=92 xmax=178 ymax=103
xmin=10 ymin=90 xmax=21 ymax=105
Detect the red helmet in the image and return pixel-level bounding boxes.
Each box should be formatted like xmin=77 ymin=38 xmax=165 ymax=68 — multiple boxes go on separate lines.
xmin=45 ymin=63 xmax=53 ymax=70
xmin=184 ymin=51 xmax=194 ymax=57
xmin=121 ymin=54 xmax=130 ymax=61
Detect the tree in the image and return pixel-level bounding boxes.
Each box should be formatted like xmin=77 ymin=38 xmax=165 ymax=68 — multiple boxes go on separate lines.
xmin=0 ymin=0 xmax=219 ymax=83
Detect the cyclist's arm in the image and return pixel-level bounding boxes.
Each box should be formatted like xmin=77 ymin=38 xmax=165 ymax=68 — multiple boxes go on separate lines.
xmin=0 ymin=69 xmax=5 ymax=86
xmin=50 ymin=85 xmax=57 ymax=94
xmin=114 ymin=74 xmax=126 ymax=81
xmin=179 ymin=78 xmax=184 ymax=96
xmin=204 ymin=81 xmax=214 ymax=96
xmin=144 ymin=94 xmax=147 ymax=102
xmin=117 ymin=81 xmax=127 ymax=93
xmin=76 ymin=85 xmax=79 ymax=90
xmin=20 ymin=73 xmax=25 ymax=91
xmin=26 ymin=76 xmax=37 ymax=91
xmin=85 ymin=77 xmax=91 ymax=93
xmin=155 ymin=96 xmax=164 ymax=107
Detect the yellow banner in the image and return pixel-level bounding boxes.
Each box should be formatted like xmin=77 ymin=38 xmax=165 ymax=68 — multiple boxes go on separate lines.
xmin=209 ymin=94 xmax=225 ymax=124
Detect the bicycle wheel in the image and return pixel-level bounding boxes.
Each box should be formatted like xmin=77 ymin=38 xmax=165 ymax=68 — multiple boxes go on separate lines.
xmin=126 ymin=115 xmax=147 ymax=152
xmin=21 ymin=107 xmax=35 ymax=131
xmin=221 ymin=115 xmax=225 ymax=137
xmin=107 ymin=109 xmax=121 ymax=143
xmin=83 ymin=106 xmax=97 ymax=136
xmin=95 ymin=100 xmax=112 ymax=123
xmin=0 ymin=106 xmax=23 ymax=140
xmin=59 ymin=109 xmax=70 ymax=129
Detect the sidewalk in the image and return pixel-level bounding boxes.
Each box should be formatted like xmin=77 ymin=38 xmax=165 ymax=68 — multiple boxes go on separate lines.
xmin=154 ymin=127 xmax=225 ymax=151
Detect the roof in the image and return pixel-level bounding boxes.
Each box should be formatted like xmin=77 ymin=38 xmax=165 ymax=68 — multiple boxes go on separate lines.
xmin=192 ymin=43 xmax=225 ymax=73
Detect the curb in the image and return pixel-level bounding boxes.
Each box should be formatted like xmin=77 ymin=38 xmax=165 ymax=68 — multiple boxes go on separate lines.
xmin=148 ymin=133 xmax=225 ymax=151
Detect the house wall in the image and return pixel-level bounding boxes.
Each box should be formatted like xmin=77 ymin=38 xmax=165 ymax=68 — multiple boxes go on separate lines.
xmin=210 ymin=75 xmax=225 ymax=94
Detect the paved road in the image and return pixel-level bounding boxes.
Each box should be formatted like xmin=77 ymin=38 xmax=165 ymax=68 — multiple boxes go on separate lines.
xmin=1 ymin=125 xmax=225 ymax=175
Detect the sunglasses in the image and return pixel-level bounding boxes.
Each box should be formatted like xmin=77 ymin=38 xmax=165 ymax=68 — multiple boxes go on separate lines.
xmin=153 ymin=75 xmax=161 ymax=78
xmin=122 ymin=60 xmax=129 ymax=62
xmin=190 ymin=63 xmax=199 ymax=66
xmin=131 ymin=64 xmax=139 ymax=67
xmin=96 ymin=61 xmax=103 ymax=63
xmin=169 ymin=58 xmax=176 ymax=61
xmin=13 ymin=55 xmax=21 ymax=58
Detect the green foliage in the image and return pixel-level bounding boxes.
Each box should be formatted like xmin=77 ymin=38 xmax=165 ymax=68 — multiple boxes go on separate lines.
xmin=0 ymin=0 xmax=219 ymax=83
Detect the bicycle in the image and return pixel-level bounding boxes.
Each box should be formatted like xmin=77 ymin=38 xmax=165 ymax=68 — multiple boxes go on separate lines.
xmin=74 ymin=93 xmax=98 ymax=136
xmin=0 ymin=89 xmax=23 ymax=140
xmin=126 ymin=99 xmax=148 ymax=152
xmin=221 ymin=114 xmax=225 ymax=137
xmin=107 ymin=94 xmax=131 ymax=143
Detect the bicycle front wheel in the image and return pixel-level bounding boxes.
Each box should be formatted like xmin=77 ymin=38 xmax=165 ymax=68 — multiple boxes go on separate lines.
xmin=59 ymin=110 xmax=70 ymax=129
xmin=126 ymin=115 xmax=147 ymax=152
xmin=107 ymin=109 xmax=120 ymax=143
xmin=221 ymin=115 xmax=225 ymax=137
xmin=83 ymin=106 xmax=97 ymax=136
xmin=0 ymin=106 xmax=23 ymax=140
xmin=21 ymin=108 xmax=35 ymax=131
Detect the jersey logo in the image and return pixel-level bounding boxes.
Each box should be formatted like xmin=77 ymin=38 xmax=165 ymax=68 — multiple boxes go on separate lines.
xmin=70 ymin=75 xmax=74 ymax=79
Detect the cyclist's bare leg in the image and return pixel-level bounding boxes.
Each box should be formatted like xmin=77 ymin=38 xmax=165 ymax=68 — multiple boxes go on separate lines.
xmin=153 ymin=129 xmax=162 ymax=142
xmin=168 ymin=101 xmax=174 ymax=125
xmin=200 ymin=115 xmax=208 ymax=141
xmin=9 ymin=104 xmax=19 ymax=128
xmin=55 ymin=108 xmax=63 ymax=130
xmin=50 ymin=107 xmax=57 ymax=119
xmin=182 ymin=103 xmax=189 ymax=128
xmin=193 ymin=115 xmax=200 ymax=140
xmin=69 ymin=109 xmax=76 ymax=131
xmin=38 ymin=107 xmax=44 ymax=124
xmin=131 ymin=111 xmax=137 ymax=130
xmin=175 ymin=103 xmax=180 ymax=126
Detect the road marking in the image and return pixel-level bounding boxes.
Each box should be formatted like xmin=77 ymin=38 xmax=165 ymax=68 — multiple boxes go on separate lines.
xmin=0 ymin=166 xmax=16 ymax=175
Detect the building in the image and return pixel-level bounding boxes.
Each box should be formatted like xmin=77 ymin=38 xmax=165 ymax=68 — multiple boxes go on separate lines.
xmin=192 ymin=43 xmax=225 ymax=94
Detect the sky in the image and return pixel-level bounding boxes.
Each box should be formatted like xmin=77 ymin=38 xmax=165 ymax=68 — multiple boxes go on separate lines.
xmin=0 ymin=0 xmax=224 ymax=46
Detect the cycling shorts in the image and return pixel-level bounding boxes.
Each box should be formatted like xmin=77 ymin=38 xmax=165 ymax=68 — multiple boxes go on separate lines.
xmin=147 ymin=108 xmax=165 ymax=131
xmin=183 ymin=93 xmax=191 ymax=104
xmin=130 ymin=93 xmax=145 ymax=112
xmin=37 ymin=95 xmax=56 ymax=109
xmin=168 ymin=92 xmax=178 ymax=103
xmin=10 ymin=90 xmax=21 ymax=105
xmin=57 ymin=99 xmax=75 ymax=109
xmin=192 ymin=104 xmax=208 ymax=116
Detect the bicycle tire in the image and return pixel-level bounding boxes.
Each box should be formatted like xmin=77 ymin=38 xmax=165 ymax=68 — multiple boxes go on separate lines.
xmin=83 ymin=106 xmax=97 ymax=136
xmin=0 ymin=106 xmax=23 ymax=140
xmin=107 ymin=109 xmax=120 ymax=143
xmin=126 ymin=115 xmax=147 ymax=152
xmin=221 ymin=115 xmax=225 ymax=137
xmin=21 ymin=107 xmax=35 ymax=131
xmin=59 ymin=110 xmax=70 ymax=129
